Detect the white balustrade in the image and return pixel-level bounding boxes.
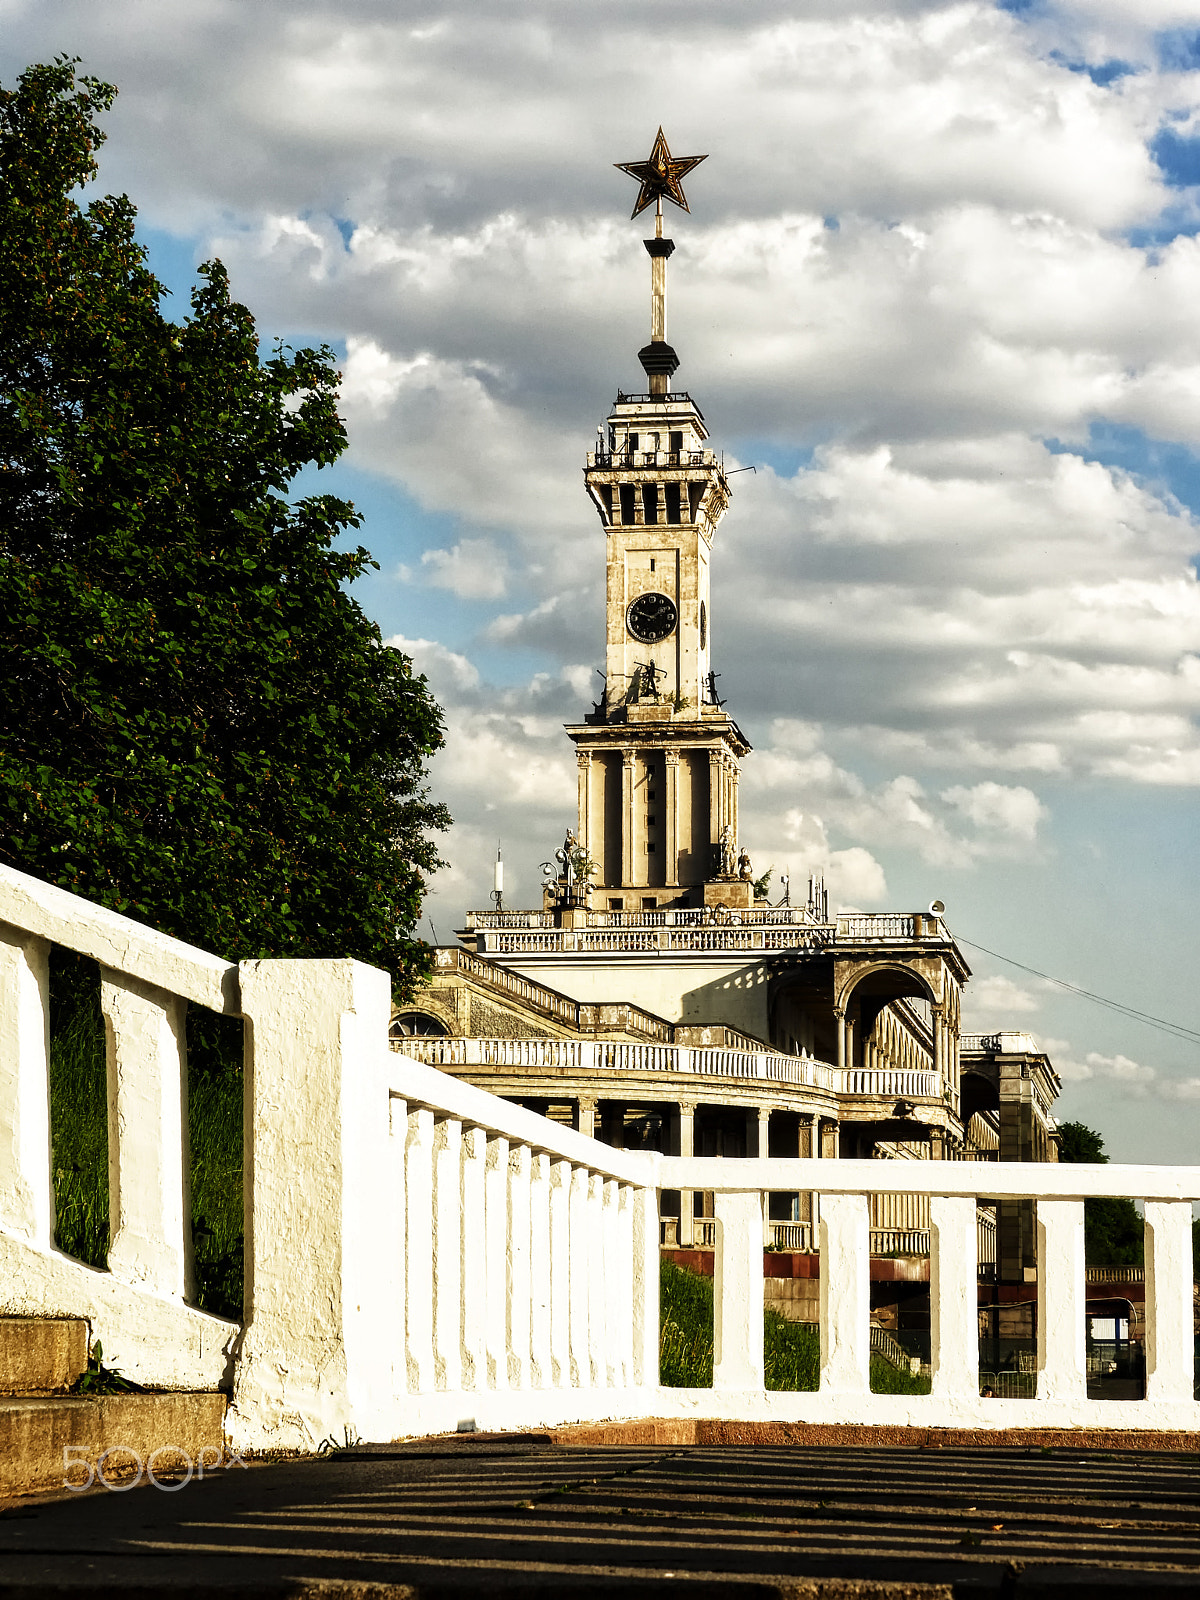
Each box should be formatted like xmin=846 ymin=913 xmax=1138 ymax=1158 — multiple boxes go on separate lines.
xmin=1 ymin=861 xmax=1197 ymax=1456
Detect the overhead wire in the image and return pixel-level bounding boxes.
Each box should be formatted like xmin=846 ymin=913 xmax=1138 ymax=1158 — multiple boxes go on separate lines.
xmin=955 ymin=935 xmax=1200 ymax=1048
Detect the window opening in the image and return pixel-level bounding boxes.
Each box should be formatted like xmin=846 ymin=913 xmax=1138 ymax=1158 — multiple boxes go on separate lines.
xmin=641 ymin=483 xmax=659 ymax=525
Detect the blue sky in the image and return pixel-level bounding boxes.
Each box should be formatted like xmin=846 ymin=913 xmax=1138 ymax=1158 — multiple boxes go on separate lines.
xmin=4 ymin=0 xmax=1199 ymax=1160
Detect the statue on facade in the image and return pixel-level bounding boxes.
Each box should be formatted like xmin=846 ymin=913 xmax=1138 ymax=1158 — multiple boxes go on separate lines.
xmin=738 ymin=847 xmax=753 ymax=881
xmin=717 ymin=824 xmax=735 ymax=878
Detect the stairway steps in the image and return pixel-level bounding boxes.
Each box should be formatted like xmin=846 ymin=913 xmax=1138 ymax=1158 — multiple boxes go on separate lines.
xmin=0 ymin=1317 xmax=88 ymax=1396
xmin=0 ymin=1391 xmax=227 ymax=1496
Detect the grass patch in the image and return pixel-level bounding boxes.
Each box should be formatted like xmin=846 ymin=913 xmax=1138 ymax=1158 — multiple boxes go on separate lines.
xmin=660 ymin=1260 xmax=930 ymax=1394
xmin=48 ymin=952 xmax=244 ymax=1319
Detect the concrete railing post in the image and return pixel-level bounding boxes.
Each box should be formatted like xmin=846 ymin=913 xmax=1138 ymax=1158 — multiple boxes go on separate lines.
xmin=101 ymin=971 xmax=192 ymax=1301
xmin=603 ymin=1177 xmax=620 ymax=1386
xmin=631 ymin=1180 xmax=659 ymax=1389
xmin=432 ymin=1117 xmax=462 ymax=1392
xmin=1036 ymin=1199 xmax=1086 ymax=1402
xmin=820 ymin=1191 xmax=871 ymax=1396
xmin=713 ymin=1189 xmax=763 ymax=1391
xmin=587 ymin=1170 xmax=606 ymax=1384
xmin=615 ymin=1182 xmax=635 ymax=1388
xmin=484 ymin=1135 xmax=509 ymax=1389
xmin=1143 ymin=1200 xmax=1195 ymax=1404
xmin=569 ymin=1165 xmax=591 ymax=1386
xmin=930 ymin=1194 xmax=977 ymax=1400
xmin=460 ymin=1125 xmax=486 ymax=1391
xmin=529 ymin=1152 xmax=552 ymax=1388
xmin=230 ymin=957 xmax=396 ymax=1452
xmin=507 ymin=1143 xmax=532 ymax=1388
xmin=0 ymin=929 xmax=52 ymax=1247
xmin=405 ymin=1107 xmax=435 ymax=1393
xmin=548 ymin=1159 xmax=570 ymax=1386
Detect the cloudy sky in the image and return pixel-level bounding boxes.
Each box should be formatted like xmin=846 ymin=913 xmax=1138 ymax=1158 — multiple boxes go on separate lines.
xmin=6 ymin=0 xmax=1199 ymax=1161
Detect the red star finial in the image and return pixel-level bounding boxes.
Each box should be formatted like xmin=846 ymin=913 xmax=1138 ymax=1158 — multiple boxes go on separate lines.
xmin=615 ymin=127 xmax=707 ymax=220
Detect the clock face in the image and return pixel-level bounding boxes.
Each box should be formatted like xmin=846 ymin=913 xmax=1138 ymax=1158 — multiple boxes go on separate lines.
xmin=626 ymin=591 xmax=678 ymax=643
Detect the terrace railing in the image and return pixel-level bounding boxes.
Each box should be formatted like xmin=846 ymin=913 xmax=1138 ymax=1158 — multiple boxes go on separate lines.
xmin=2 ymin=862 xmax=1196 ymax=1456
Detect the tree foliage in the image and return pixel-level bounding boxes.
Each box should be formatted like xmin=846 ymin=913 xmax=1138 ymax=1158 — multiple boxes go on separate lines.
xmin=1056 ymin=1120 xmax=1144 ymax=1267
xmin=0 ymin=60 xmax=449 ymax=996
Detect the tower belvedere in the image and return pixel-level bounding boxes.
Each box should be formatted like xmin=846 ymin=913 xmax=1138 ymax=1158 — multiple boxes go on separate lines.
xmin=566 ymin=130 xmax=751 ymax=910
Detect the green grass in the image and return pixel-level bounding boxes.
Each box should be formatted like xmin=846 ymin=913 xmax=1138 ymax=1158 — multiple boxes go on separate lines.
xmin=659 ymin=1260 xmax=931 ymax=1393
xmin=48 ymin=953 xmax=244 ymax=1321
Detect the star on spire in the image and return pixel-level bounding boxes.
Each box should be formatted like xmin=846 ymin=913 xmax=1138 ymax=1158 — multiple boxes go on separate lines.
xmin=615 ymin=127 xmax=707 ymax=220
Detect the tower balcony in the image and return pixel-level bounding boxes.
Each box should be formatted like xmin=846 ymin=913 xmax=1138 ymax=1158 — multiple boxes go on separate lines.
xmin=460 ymin=904 xmax=952 ymax=955
xmin=587 ymin=448 xmax=717 ymax=469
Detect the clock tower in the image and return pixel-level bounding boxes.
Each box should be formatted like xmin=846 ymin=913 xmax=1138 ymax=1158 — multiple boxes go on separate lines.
xmin=565 ymin=131 xmax=752 ymax=910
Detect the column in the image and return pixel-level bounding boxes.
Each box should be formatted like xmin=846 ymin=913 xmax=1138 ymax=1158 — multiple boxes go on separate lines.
xmin=575 ymin=1095 xmax=598 ymax=1140
xmin=405 ymin=1107 xmax=435 ymax=1392
xmin=729 ymin=756 xmax=740 ymax=849
xmin=460 ymin=1126 xmax=487 ymax=1391
xmin=548 ymin=1159 xmax=571 ymax=1388
xmin=506 ymin=1144 xmax=533 ymax=1388
xmin=622 ymin=750 xmax=637 ymax=886
xmin=756 ymin=1108 xmax=772 ymax=1245
xmin=810 ymin=1112 xmax=821 ymax=1248
xmin=1143 ymin=1200 xmax=1195 ymax=1403
xmin=529 ymin=1152 xmax=551 ymax=1389
xmin=819 ymin=1192 xmax=871 ymax=1396
xmin=1036 ymin=1199 xmax=1086 ymax=1401
xmin=664 ymin=750 xmax=679 ymax=888
xmin=101 ymin=971 xmax=192 ymax=1300
xmin=568 ymin=1165 xmax=590 ymax=1386
xmin=576 ymin=752 xmax=592 ymax=867
xmin=713 ymin=1189 xmax=764 ymax=1391
xmin=932 ymin=1004 xmax=944 ymax=1090
xmin=677 ymin=1099 xmax=695 ymax=1246
xmin=835 ymin=1008 xmax=846 ymax=1074
xmin=0 ymin=929 xmax=52 ymax=1247
xmin=929 ymin=1195 xmax=977 ymax=1401
xmin=484 ymin=1135 xmax=509 ymax=1389
xmin=432 ymin=1117 xmax=462 ymax=1392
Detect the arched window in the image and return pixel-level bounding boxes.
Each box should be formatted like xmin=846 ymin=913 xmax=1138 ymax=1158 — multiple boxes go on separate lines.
xmin=389 ymin=1011 xmax=450 ymax=1039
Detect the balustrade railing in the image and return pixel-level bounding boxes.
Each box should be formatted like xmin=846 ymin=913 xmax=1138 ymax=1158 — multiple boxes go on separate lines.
xmin=869 ymin=1228 xmax=931 ymax=1257
xmin=398 ymin=1034 xmax=840 ymax=1091
xmin=3 ymin=861 xmax=1196 ymax=1459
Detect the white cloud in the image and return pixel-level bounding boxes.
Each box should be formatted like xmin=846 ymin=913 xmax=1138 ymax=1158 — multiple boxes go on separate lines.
xmin=941 ymin=782 xmax=1046 ymax=841
xmin=963 ymin=974 xmax=1043 ymax=1026
xmin=421 ymin=538 xmax=509 ymax=601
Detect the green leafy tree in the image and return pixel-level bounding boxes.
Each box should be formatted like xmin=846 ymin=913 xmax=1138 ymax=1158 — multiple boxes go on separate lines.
xmin=1056 ymin=1120 xmax=1144 ymax=1267
xmin=0 ymin=59 xmax=449 ymax=996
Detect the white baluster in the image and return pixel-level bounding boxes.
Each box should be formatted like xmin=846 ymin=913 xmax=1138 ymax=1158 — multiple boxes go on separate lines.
xmin=389 ymin=1096 xmax=408 ymax=1398
xmin=0 ymin=929 xmax=52 ymax=1247
xmin=484 ymin=1134 xmax=509 ymax=1389
xmin=631 ymin=1182 xmax=659 ymax=1390
xmin=549 ymin=1159 xmax=570 ymax=1387
xmin=1143 ymin=1200 xmax=1195 ymax=1404
xmin=713 ymin=1189 xmax=763 ymax=1391
xmin=603 ymin=1177 xmax=620 ymax=1386
xmin=507 ymin=1142 xmax=531 ymax=1387
xmin=615 ymin=1183 xmax=635 ymax=1388
xmin=587 ymin=1170 xmax=605 ymax=1385
xmin=405 ymin=1107 xmax=435 ymax=1392
xmin=101 ymin=970 xmax=191 ymax=1299
xmin=929 ymin=1194 xmax=976 ymax=1400
xmin=432 ymin=1117 xmax=462 ymax=1391
xmin=460 ymin=1126 xmax=486 ymax=1391
xmin=569 ymin=1165 xmax=590 ymax=1386
xmin=529 ymin=1151 xmax=551 ymax=1388
xmin=819 ymin=1191 xmax=871 ymax=1395
xmin=1036 ymin=1199 xmax=1086 ymax=1401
